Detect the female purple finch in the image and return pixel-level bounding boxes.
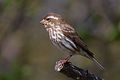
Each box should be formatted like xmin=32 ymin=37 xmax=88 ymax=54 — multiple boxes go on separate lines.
xmin=40 ymin=13 xmax=104 ymax=70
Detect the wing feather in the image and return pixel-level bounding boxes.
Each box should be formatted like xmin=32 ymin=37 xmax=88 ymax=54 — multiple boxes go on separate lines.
xmin=61 ymin=24 xmax=94 ymax=58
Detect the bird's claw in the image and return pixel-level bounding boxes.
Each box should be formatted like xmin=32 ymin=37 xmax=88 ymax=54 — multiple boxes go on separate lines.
xmin=55 ymin=60 xmax=67 ymax=71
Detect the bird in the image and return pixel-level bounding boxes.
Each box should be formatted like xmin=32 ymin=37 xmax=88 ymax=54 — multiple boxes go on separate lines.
xmin=40 ymin=12 xmax=104 ymax=70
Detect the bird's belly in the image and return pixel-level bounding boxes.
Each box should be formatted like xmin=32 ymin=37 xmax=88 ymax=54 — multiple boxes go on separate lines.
xmin=51 ymin=37 xmax=76 ymax=54
xmin=49 ymin=29 xmax=78 ymax=54
xmin=52 ymin=40 xmax=72 ymax=54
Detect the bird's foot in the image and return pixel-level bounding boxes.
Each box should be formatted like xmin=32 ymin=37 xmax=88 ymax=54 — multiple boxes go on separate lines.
xmin=55 ymin=59 xmax=68 ymax=71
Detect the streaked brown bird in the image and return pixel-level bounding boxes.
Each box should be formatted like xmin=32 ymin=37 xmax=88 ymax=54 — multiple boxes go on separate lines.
xmin=40 ymin=13 xmax=104 ymax=70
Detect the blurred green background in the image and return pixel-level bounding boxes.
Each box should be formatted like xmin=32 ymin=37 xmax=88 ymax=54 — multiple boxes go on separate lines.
xmin=0 ymin=0 xmax=120 ymax=80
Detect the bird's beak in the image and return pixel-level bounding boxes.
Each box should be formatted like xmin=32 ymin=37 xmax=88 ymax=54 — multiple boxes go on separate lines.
xmin=40 ymin=19 xmax=45 ymax=24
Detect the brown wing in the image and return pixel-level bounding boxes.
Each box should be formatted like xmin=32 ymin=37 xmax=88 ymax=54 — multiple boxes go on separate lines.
xmin=62 ymin=24 xmax=94 ymax=58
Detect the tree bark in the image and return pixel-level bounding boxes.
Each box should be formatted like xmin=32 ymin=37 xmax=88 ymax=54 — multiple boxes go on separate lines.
xmin=55 ymin=60 xmax=103 ymax=80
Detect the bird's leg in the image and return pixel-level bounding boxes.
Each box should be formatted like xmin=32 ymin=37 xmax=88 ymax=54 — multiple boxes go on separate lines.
xmin=64 ymin=54 xmax=73 ymax=61
xmin=59 ymin=54 xmax=73 ymax=65
xmin=55 ymin=54 xmax=73 ymax=71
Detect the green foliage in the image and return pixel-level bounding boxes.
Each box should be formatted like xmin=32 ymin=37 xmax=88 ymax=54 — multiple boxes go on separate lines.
xmin=92 ymin=14 xmax=102 ymax=24
xmin=4 ymin=0 xmax=12 ymax=8
xmin=0 ymin=62 xmax=23 ymax=80
xmin=108 ymin=26 xmax=120 ymax=42
xmin=79 ymin=29 xmax=93 ymax=42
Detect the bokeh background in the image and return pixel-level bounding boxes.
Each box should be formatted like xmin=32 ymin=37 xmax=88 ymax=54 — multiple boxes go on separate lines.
xmin=0 ymin=0 xmax=120 ymax=80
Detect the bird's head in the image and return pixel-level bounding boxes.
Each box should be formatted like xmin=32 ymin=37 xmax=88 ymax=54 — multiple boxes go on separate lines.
xmin=40 ymin=13 xmax=64 ymax=28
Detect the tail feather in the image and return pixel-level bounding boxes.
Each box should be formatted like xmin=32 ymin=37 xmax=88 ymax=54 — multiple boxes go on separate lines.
xmin=80 ymin=47 xmax=104 ymax=70
xmin=92 ymin=58 xmax=104 ymax=70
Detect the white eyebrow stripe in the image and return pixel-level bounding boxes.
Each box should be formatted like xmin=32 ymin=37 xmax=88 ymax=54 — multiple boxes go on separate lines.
xmin=47 ymin=16 xmax=59 ymax=20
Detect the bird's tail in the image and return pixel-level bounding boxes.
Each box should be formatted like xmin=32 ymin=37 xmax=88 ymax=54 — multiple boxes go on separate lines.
xmin=91 ymin=57 xmax=104 ymax=70
xmin=81 ymin=48 xmax=104 ymax=70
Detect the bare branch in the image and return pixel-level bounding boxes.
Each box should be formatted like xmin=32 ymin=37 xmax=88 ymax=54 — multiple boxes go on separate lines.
xmin=55 ymin=60 xmax=103 ymax=80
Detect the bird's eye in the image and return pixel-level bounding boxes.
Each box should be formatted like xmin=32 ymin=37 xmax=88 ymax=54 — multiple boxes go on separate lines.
xmin=46 ymin=18 xmax=50 ymax=21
